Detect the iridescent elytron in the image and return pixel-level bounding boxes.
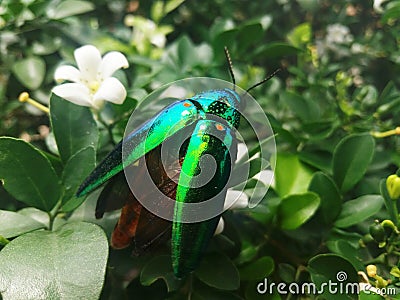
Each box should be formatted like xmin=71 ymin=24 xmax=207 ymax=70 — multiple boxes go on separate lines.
xmin=77 ymin=48 xmax=278 ymax=278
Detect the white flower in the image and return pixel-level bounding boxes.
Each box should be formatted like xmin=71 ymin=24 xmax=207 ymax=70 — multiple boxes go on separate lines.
xmin=351 ymin=43 xmax=365 ymax=54
xmin=215 ymin=190 xmax=249 ymax=235
xmin=326 ymin=24 xmax=353 ymax=45
xmin=373 ymin=0 xmax=389 ymax=13
xmin=124 ymin=15 xmax=172 ymax=54
xmin=52 ymin=45 xmax=129 ymax=109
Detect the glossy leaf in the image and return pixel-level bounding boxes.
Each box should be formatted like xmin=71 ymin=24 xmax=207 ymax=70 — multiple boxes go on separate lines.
xmin=195 ymin=253 xmax=240 ymax=291
xmin=326 ymin=240 xmax=364 ymax=271
xmin=359 ymin=292 xmax=386 ymax=300
xmin=0 ymin=137 xmax=61 ymax=211
xmin=11 ymin=56 xmax=45 ymax=90
xmin=47 ymin=0 xmax=94 ymax=19
xmin=61 ymin=146 xmax=96 ymax=212
xmin=0 ymin=222 xmax=108 ymax=300
xmin=239 ymin=256 xmax=274 ymax=281
xmin=140 ymin=255 xmax=181 ymax=292
xmin=192 ymin=281 xmax=244 ymax=300
xmin=334 ymin=195 xmax=383 ymax=228
xmin=277 ymin=192 xmax=320 ymax=230
xmin=382 ymin=2 xmax=400 ymax=23
xmin=333 ymin=133 xmax=375 ymax=193
xmin=299 ymin=150 xmax=332 ymax=174
xmin=308 ymin=172 xmax=342 ymax=224
xmin=273 ymin=153 xmax=314 ymax=198
xmin=308 ymin=254 xmax=358 ymax=300
xmin=0 ymin=210 xmax=45 ymax=238
xmin=50 ymin=94 xmax=98 ymax=163
xmin=281 ymin=91 xmax=319 ymax=122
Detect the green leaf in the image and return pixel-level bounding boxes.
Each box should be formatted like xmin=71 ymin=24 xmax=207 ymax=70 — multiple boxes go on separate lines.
xmin=11 ymin=56 xmax=45 ymax=90
xmin=239 ymin=256 xmax=274 ymax=281
xmin=326 ymin=240 xmax=364 ymax=270
xmin=47 ymin=0 xmax=95 ymax=19
xmin=299 ymin=150 xmax=332 ymax=174
xmin=195 ymin=253 xmax=240 ymax=291
xmin=177 ymin=35 xmax=198 ymax=70
xmin=273 ymin=153 xmax=314 ymax=198
xmin=0 ymin=137 xmax=61 ymax=211
xmin=308 ymin=172 xmax=342 ymax=224
xmin=50 ymin=94 xmax=98 ymax=163
xmin=164 ymin=0 xmax=185 ymax=15
xmin=281 ymin=91 xmax=319 ymax=122
xmin=382 ymin=2 xmax=400 ymax=23
xmin=0 ymin=210 xmax=45 ymax=238
xmin=210 ymin=19 xmax=236 ymax=43
xmin=192 ymin=281 xmax=244 ymax=300
xmin=287 ymin=23 xmax=311 ymax=47
xmin=308 ymin=254 xmax=358 ymax=300
xmin=333 ymin=133 xmax=375 ymax=193
xmin=151 ymin=1 xmax=164 ymax=23
xmin=0 ymin=222 xmax=108 ymax=300
xmin=140 ymin=255 xmax=181 ymax=292
xmin=334 ymin=195 xmax=383 ymax=228
xmin=0 ymin=235 xmax=9 ymax=246
xmin=277 ymin=192 xmax=320 ymax=230
xmin=61 ymin=146 xmax=96 ymax=211
xmin=237 ymin=23 xmax=263 ymax=53
xmin=252 ymin=43 xmax=301 ymax=59
xmin=278 ymin=263 xmax=296 ymax=283
xmin=359 ymin=292 xmax=385 ymax=300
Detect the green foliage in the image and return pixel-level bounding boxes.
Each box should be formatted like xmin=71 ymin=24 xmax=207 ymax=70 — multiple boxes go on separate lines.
xmin=0 ymin=222 xmax=108 ymax=299
xmin=1 ymin=0 xmax=400 ymax=299
xmin=0 ymin=137 xmax=61 ymax=211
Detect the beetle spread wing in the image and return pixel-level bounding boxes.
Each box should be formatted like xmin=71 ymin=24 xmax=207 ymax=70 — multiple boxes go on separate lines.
xmin=77 ymin=100 xmax=200 ymax=197
xmin=95 ymin=133 xmax=188 ymax=254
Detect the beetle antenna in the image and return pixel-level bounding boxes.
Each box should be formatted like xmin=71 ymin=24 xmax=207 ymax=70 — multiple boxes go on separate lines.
xmin=246 ymin=68 xmax=281 ymax=93
xmin=224 ymin=46 xmax=236 ymax=90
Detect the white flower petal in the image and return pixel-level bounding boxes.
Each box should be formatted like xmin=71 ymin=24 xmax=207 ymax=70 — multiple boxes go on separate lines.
xmin=74 ymin=45 xmax=102 ymax=82
xmin=253 ymin=170 xmax=274 ymax=186
xmin=52 ymin=83 xmax=92 ymax=107
xmin=236 ymin=143 xmax=249 ymax=162
xmin=93 ymin=77 xmax=127 ymax=105
xmin=214 ymin=217 xmax=224 ymax=235
xmin=224 ymin=190 xmax=249 ymax=210
xmin=54 ymin=65 xmax=81 ymax=83
xmin=151 ymin=33 xmax=166 ymax=48
xmin=99 ymin=51 xmax=129 ymax=79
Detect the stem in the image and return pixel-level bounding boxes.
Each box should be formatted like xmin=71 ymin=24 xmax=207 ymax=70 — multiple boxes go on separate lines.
xmin=97 ymin=114 xmax=116 ymax=146
xmin=371 ymin=127 xmax=400 ymax=138
xmin=48 ymin=200 xmax=63 ymax=231
xmin=364 ymin=253 xmax=386 ymax=265
xmin=187 ymin=274 xmax=193 ymax=300
xmin=392 ymin=200 xmax=399 ymax=227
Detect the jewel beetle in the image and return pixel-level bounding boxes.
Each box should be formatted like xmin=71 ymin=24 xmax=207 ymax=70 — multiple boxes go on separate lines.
xmin=76 ymin=48 xmax=279 ymax=278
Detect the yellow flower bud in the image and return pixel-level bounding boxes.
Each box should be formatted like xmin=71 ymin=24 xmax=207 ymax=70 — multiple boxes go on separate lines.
xmin=366 ymin=264 xmax=377 ymax=277
xmin=381 ymin=219 xmax=400 ymax=234
xmin=386 ymin=174 xmax=400 ymax=199
xmin=375 ymin=275 xmax=389 ymax=289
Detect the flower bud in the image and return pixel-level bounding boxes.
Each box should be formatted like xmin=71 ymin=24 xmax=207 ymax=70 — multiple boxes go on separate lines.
xmin=369 ymin=222 xmax=386 ymax=243
xmin=366 ymin=264 xmax=377 ymax=277
xmin=386 ymin=174 xmax=400 ymax=199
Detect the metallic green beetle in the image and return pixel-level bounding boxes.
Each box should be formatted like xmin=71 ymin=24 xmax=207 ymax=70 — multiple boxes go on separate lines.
xmin=77 ymin=48 xmax=278 ymax=278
